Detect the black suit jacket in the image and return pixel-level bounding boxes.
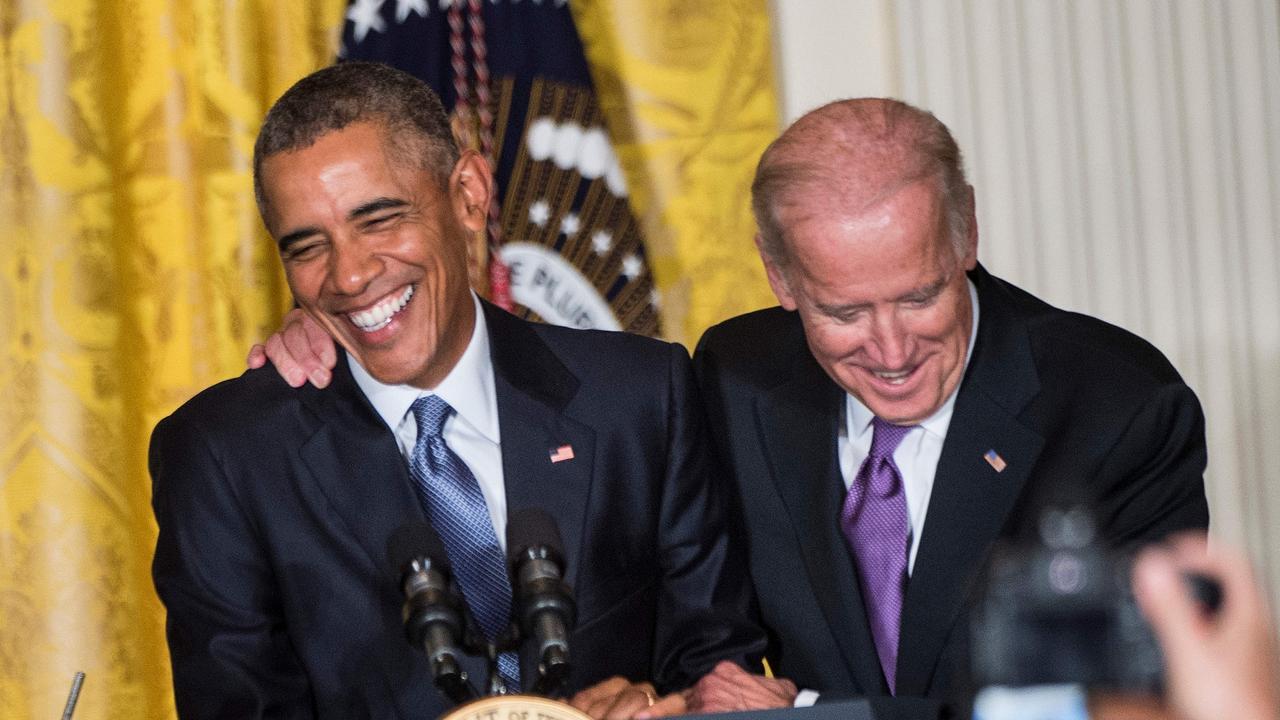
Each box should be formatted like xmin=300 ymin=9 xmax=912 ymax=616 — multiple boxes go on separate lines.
xmin=151 ymin=302 xmax=765 ymax=719
xmin=692 ymin=265 xmax=1208 ymax=711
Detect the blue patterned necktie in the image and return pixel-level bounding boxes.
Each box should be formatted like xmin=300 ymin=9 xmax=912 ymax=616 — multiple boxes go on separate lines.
xmin=840 ymin=417 xmax=914 ymax=694
xmin=408 ymin=395 xmax=520 ymax=692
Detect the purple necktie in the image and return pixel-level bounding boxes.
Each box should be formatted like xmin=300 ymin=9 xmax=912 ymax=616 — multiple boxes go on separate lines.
xmin=840 ymin=417 xmax=913 ymax=694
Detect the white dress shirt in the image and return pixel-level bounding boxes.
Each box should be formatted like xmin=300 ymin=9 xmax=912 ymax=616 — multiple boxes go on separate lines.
xmin=796 ymin=281 xmax=980 ymax=707
xmin=348 ymin=292 xmax=509 ymax=549
xmin=839 ymin=278 xmax=977 ymax=573
xmin=837 ymin=279 xmax=980 ymax=575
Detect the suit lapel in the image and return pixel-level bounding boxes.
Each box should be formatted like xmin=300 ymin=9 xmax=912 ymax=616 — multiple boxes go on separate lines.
xmin=297 ymin=304 xmax=591 ymax=695
xmin=758 ymin=344 xmax=889 ymax=695
xmin=295 ymin=304 xmax=593 ymax=585
xmin=483 ymin=303 xmax=594 ymax=595
xmin=896 ymin=267 xmax=1045 ymax=696
xmin=297 ymin=353 xmax=425 ymax=578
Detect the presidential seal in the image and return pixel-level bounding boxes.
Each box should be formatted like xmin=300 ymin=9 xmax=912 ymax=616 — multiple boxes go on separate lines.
xmin=438 ymin=695 xmax=593 ymax=720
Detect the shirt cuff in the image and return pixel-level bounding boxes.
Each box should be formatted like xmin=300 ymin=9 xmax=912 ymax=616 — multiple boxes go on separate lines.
xmin=793 ymin=689 xmax=820 ymax=707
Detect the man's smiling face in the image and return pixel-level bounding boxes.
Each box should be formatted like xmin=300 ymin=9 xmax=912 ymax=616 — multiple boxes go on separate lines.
xmin=763 ymin=178 xmax=978 ymax=425
xmin=261 ymin=121 xmax=486 ymax=389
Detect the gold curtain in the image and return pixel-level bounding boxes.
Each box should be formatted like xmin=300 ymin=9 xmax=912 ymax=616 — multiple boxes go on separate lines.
xmin=0 ymin=1 xmax=344 ymax=717
xmin=571 ymin=0 xmax=781 ymax=346
xmin=0 ymin=0 xmax=778 ymax=715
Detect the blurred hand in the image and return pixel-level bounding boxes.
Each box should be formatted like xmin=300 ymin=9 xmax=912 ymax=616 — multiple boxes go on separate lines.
xmin=570 ymin=677 xmax=686 ymax=720
xmin=1133 ymin=534 xmax=1280 ymax=720
xmin=687 ymin=661 xmax=797 ymax=714
xmin=246 ymin=308 xmax=337 ymax=388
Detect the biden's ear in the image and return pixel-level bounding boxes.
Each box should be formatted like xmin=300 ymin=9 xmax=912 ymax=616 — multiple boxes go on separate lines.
xmin=756 ymin=234 xmax=798 ymax=311
xmin=450 ymin=149 xmax=494 ymax=233
xmin=960 ymin=183 xmax=979 ymax=270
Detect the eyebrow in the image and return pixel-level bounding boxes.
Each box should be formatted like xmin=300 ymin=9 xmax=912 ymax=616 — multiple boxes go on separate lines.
xmin=349 ymin=196 xmax=409 ymax=221
xmin=896 ymin=276 xmax=948 ymax=302
xmin=276 ymin=197 xmax=410 ymax=252
xmin=812 ymin=276 xmax=949 ymax=316
xmin=814 ymin=299 xmax=870 ymax=317
xmin=277 ymin=227 xmax=320 ymax=253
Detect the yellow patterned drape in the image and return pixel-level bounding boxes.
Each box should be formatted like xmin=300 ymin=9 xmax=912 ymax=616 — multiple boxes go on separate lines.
xmin=571 ymin=0 xmax=781 ymax=346
xmin=1 ymin=0 xmax=777 ymax=715
xmin=0 ymin=1 xmax=344 ymax=717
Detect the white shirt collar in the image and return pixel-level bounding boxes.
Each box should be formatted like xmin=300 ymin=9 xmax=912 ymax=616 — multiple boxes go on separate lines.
xmin=847 ymin=278 xmax=980 ymax=438
xmin=348 ymin=292 xmax=499 ymax=443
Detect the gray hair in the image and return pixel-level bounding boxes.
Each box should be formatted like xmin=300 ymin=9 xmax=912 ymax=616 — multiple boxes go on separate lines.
xmin=752 ymin=98 xmax=973 ymax=268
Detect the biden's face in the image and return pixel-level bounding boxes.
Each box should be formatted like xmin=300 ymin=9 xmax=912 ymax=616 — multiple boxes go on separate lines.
xmin=763 ymin=179 xmax=977 ymax=425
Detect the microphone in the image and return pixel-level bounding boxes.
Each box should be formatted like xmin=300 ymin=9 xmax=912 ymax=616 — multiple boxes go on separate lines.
xmin=388 ymin=523 xmax=478 ymax=705
xmin=506 ymin=508 xmax=576 ymax=695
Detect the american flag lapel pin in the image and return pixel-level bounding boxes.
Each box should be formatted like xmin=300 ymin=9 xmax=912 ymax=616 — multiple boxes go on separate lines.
xmin=983 ymin=449 xmax=1007 ymax=473
xmin=549 ymin=444 xmax=575 ymax=463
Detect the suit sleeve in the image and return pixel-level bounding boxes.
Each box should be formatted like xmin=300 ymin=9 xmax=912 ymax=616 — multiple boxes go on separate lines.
xmin=1092 ymin=381 xmax=1210 ymax=548
xmin=650 ymin=342 xmax=767 ymax=692
xmin=150 ymin=415 xmax=316 ymax=719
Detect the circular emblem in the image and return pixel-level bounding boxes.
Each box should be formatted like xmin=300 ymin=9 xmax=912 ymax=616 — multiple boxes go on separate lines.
xmin=437 ymin=695 xmax=594 ymax=720
xmin=500 ymin=242 xmax=621 ymax=331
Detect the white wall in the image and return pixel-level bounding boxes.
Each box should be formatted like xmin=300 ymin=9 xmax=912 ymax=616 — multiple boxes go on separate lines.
xmin=773 ymin=0 xmax=1280 ymax=606
xmin=771 ymin=0 xmax=900 ymax=117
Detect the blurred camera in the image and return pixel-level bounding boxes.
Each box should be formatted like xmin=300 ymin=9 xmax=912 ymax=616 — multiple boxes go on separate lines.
xmin=971 ymin=504 xmax=1165 ymax=691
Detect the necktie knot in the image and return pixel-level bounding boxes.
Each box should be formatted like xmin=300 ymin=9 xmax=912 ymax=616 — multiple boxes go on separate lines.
xmin=869 ymin=417 xmax=913 ymax=459
xmin=865 ymin=418 xmax=913 ymax=498
xmin=411 ymin=395 xmax=453 ymax=439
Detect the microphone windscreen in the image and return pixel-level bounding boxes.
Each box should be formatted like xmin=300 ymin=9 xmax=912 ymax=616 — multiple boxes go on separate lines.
xmin=387 ymin=522 xmax=450 ymax=571
xmin=506 ymin=508 xmax=564 ymax=560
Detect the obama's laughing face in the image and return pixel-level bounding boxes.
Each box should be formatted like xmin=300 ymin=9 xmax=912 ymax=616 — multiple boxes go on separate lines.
xmin=261 ymin=120 xmax=491 ymax=389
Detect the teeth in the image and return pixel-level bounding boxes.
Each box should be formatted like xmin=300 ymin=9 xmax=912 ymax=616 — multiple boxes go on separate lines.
xmin=348 ymin=285 xmax=414 ymax=332
xmin=873 ymin=368 xmax=912 ymax=385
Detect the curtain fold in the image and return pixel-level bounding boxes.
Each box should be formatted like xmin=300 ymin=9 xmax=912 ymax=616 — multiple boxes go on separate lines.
xmin=572 ymin=0 xmax=780 ymax=346
xmin=0 ymin=1 xmax=344 ymax=716
xmin=1 ymin=1 xmax=780 ymax=715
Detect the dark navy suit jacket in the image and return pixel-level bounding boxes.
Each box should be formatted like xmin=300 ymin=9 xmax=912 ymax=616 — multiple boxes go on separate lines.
xmin=151 ymin=302 xmax=765 ymax=719
xmin=692 ymin=265 xmax=1209 ymax=714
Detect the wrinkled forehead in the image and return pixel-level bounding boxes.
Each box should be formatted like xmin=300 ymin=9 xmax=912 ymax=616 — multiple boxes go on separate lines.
xmin=774 ymin=170 xmax=946 ymax=235
xmin=779 ymin=188 xmax=959 ymax=296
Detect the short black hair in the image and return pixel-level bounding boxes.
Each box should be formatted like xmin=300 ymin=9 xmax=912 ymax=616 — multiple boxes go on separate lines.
xmin=252 ymin=61 xmax=460 ymax=218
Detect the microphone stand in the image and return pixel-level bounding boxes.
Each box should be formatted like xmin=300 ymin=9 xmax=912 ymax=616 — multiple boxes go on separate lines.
xmin=484 ymin=642 xmax=510 ymax=697
xmin=466 ymin=616 xmax=523 ymax=697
